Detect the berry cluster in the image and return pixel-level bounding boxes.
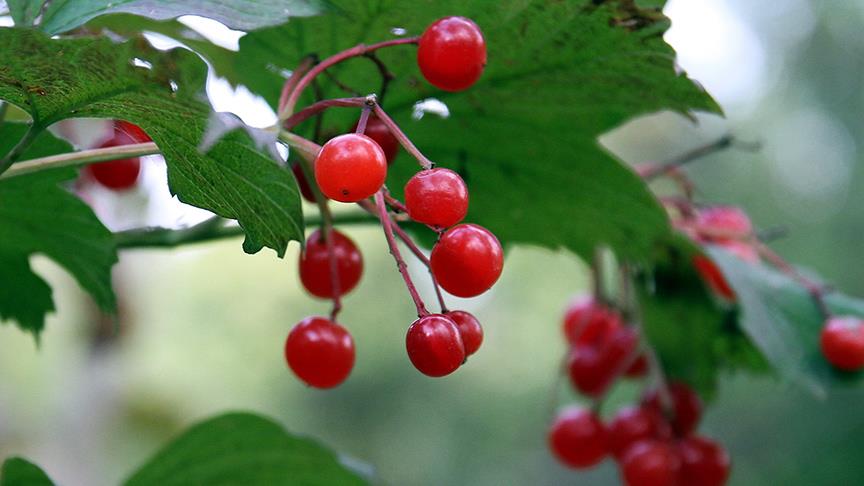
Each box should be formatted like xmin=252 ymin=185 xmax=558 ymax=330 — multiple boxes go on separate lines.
xmin=673 ymin=204 xmax=864 ymax=373
xmin=282 ymin=16 xmax=500 ymax=388
xmin=550 ymin=297 xmax=729 ymax=486
xmin=84 ymin=120 xmax=151 ymax=191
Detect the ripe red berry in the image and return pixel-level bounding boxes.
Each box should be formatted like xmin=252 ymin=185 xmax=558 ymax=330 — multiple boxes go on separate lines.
xmin=86 ymin=128 xmax=142 ymax=190
xmin=642 ymin=382 xmax=703 ymax=436
xmin=446 ymin=310 xmax=483 ymax=357
xmin=677 ymin=436 xmax=731 ymax=486
xmin=695 ymin=206 xmax=752 ymax=241
xmin=417 ymin=16 xmax=486 ymax=92
xmin=430 ymin=224 xmax=503 ymax=297
xmin=291 ymin=163 xmax=316 ymax=203
xmin=608 ymin=407 xmax=673 ymax=458
xmin=115 ymin=120 xmax=152 ymax=143
xmin=620 ymin=440 xmax=682 ymax=486
xmin=692 ymin=254 xmax=736 ymax=301
xmin=404 ymin=168 xmax=469 ymax=229
xmin=625 ymin=354 xmax=649 ymax=378
xmin=548 ymin=407 xmax=608 ymax=469
xmin=314 ymin=133 xmax=387 ymax=202
xmin=352 ymin=115 xmax=399 ymax=164
xmin=568 ymin=326 xmax=639 ymax=397
xmin=298 ymin=229 xmax=363 ymax=299
xmin=284 ymin=316 xmax=355 ymax=388
xmin=406 ymin=314 xmax=465 ymax=377
xmin=820 ymin=316 xmax=864 ymax=371
xmin=563 ymin=296 xmax=623 ymax=347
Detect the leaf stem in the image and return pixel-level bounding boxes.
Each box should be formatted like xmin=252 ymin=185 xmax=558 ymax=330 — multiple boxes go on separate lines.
xmin=0 ymin=142 xmax=160 ymax=180
xmin=373 ymin=191 xmax=429 ymax=316
xmin=0 ymin=123 xmax=42 ymax=175
xmin=754 ymin=241 xmax=833 ymax=320
xmin=279 ymin=37 xmax=419 ymax=119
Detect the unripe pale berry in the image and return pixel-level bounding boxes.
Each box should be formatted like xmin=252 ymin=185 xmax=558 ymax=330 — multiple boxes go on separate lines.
xmin=314 ymin=133 xmax=387 ymax=202
xmin=417 ymin=16 xmax=486 ymax=92
xmin=285 ymin=316 xmax=355 ymax=388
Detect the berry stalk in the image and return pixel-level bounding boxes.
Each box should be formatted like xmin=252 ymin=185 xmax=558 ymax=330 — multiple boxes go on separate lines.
xmin=277 ymin=56 xmax=316 ymax=116
xmin=373 ymin=191 xmax=429 ymax=316
xmin=372 ymin=104 xmax=434 ymax=170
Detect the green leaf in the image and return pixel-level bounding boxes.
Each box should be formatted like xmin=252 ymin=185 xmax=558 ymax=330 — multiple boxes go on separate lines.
xmin=124 ymin=412 xmax=368 ymax=486
xmin=0 ymin=28 xmax=304 ymax=257
xmin=39 ymin=0 xmax=327 ymax=36
xmin=236 ymin=0 xmax=719 ymax=261
xmin=1 ymin=457 xmax=55 ymax=486
xmin=640 ymin=237 xmax=767 ymax=397
xmin=0 ymin=123 xmax=117 ymax=335
xmin=7 ymin=0 xmax=46 ymax=27
xmin=709 ymin=248 xmax=864 ymax=397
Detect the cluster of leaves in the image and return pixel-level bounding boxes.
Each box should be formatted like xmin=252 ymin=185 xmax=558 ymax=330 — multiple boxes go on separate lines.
xmin=0 ymin=413 xmax=368 ymax=485
xmin=0 ymin=0 xmax=861 ymax=449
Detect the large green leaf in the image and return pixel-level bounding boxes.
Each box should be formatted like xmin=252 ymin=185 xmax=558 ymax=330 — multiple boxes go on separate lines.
xmin=0 ymin=28 xmax=304 ymax=257
xmin=0 ymin=457 xmax=55 ymax=486
xmin=236 ymin=0 xmax=719 ymax=261
xmin=640 ymin=237 xmax=767 ymax=397
xmin=124 ymin=412 xmax=368 ymax=486
xmin=7 ymin=0 xmax=46 ymax=27
xmin=0 ymin=123 xmax=116 ymax=336
xmin=710 ymin=248 xmax=864 ymax=397
xmin=39 ymin=0 xmax=327 ymax=36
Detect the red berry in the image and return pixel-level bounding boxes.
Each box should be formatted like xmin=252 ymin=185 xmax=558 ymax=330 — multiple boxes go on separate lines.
xmin=695 ymin=206 xmax=752 ymax=240
xmin=291 ymin=163 xmax=316 ymax=203
xmin=620 ymin=440 xmax=682 ymax=486
xmin=114 ymin=120 xmax=152 ymax=142
xmin=352 ymin=115 xmax=399 ymax=164
xmin=692 ymin=255 xmax=736 ymax=301
xmin=406 ymin=314 xmax=465 ymax=377
xmin=314 ymin=133 xmax=387 ymax=202
xmin=677 ymin=436 xmax=731 ymax=486
xmin=298 ymin=229 xmax=363 ymax=299
xmin=548 ymin=407 xmax=608 ymax=469
xmin=284 ymin=316 xmax=354 ymax=388
xmin=563 ymin=296 xmax=623 ymax=347
xmin=820 ymin=316 xmax=864 ymax=371
xmin=404 ymin=168 xmax=469 ymax=229
xmin=86 ymin=129 xmax=141 ymax=190
xmin=608 ymin=407 xmax=673 ymax=458
xmin=568 ymin=326 xmax=639 ymax=397
xmin=417 ymin=16 xmax=486 ymax=92
xmin=430 ymin=224 xmax=503 ymax=297
xmin=625 ymin=354 xmax=649 ymax=378
xmin=446 ymin=310 xmax=483 ymax=357
xmin=642 ymin=382 xmax=703 ymax=436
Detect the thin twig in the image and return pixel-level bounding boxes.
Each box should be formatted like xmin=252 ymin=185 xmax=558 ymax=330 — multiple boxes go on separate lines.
xmin=282 ymin=97 xmax=366 ymax=132
xmin=755 ymin=241 xmax=832 ymax=319
xmin=372 ymin=104 xmax=434 ymax=170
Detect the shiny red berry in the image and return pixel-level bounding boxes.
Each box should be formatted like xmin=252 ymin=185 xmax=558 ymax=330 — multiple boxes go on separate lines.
xmin=417 ymin=16 xmax=486 ymax=92
xmin=563 ymin=295 xmax=622 ymax=347
xmin=568 ymin=326 xmax=639 ymax=397
xmin=677 ymin=436 xmax=731 ymax=486
xmin=820 ymin=316 xmax=864 ymax=371
xmin=608 ymin=407 xmax=673 ymax=458
xmin=696 ymin=206 xmax=752 ymax=240
xmin=86 ymin=129 xmax=141 ymax=190
xmin=291 ymin=163 xmax=316 ymax=203
xmin=314 ymin=133 xmax=387 ymax=202
xmin=548 ymin=407 xmax=608 ymax=469
xmin=298 ymin=229 xmax=363 ymax=299
xmin=284 ymin=316 xmax=355 ymax=388
xmin=446 ymin=310 xmax=483 ymax=357
xmin=693 ymin=254 xmax=736 ymax=301
xmin=430 ymin=224 xmax=503 ymax=297
xmin=620 ymin=440 xmax=682 ymax=486
xmin=642 ymin=382 xmax=703 ymax=436
xmin=404 ymin=168 xmax=469 ymax=229
xmin=406 ymin=314 xmax=465 ymax=377
xmin=115 ymin=120 xmax=152 ymax=142
xmin=353 ymin=115 xmax=399 ymax=164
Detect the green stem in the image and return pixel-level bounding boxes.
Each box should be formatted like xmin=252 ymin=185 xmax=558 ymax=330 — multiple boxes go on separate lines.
xmin=0 ymin=123 xmax=41 ymax=175
xmin=114 ymin=212 xmax=377 ymax=250
xmin=0 ymin=142 xmax=160 ymax=180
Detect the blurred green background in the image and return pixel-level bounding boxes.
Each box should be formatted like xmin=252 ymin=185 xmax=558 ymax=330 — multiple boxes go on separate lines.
xmin=2 ymin=0 xmax=864 ymax=485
